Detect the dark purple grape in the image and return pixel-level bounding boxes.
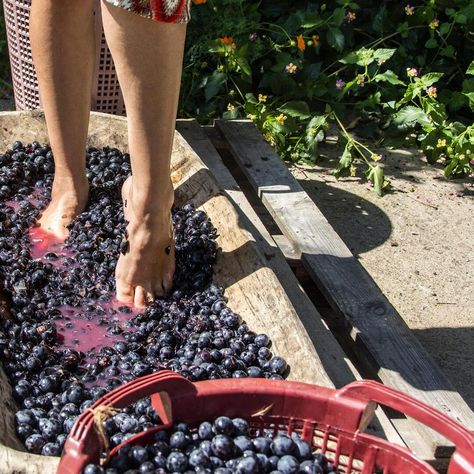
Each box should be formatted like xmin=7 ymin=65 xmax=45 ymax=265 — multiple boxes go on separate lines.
xmin=166 ymin=451 xmax=188 ymax=472
xmin=24 ymin=433 xmax=46 ymax=454
xmin=278 ymin=454 xmax=300 ymax=473
xmin=271 ymin=435 xmax=295 ymax=456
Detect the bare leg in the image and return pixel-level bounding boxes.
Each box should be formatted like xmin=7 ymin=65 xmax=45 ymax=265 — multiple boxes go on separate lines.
xmin=30 ymin=0 xmax=95 ymax=238
xmin=101 ymin=1 xmax=187 ymax=307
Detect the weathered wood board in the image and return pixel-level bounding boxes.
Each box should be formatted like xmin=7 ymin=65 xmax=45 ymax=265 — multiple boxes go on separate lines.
xmin=0 ymin=111 xmax=353 ymax=472
xmin=215 ymin=118 xmax=474 ymax=460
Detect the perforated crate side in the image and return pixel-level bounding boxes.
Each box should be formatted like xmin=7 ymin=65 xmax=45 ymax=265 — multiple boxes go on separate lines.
xmin=2 ymin=0 xmax=126 ymax=115
xmin=3 ymin=0 xmax=40 ymax=110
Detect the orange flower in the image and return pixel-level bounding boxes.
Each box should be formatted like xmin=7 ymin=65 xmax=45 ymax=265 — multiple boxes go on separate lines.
xmin=297 ymin=34 xmax=306 ymax=52
xmin=192 ymin=0 xmax=207 ymax=4
xmin=218 ymin=35 xmax=235 ymax=48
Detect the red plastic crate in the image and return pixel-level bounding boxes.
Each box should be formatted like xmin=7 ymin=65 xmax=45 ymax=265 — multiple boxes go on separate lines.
xmin=59 ymin=370 xmax=474 ymax=473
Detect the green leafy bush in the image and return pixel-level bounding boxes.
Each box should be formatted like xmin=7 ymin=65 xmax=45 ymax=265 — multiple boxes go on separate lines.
xmin=182 ymin=0 xmax=474 ymax=194
xmin=0 ymin=2 xmax=472 ymax=194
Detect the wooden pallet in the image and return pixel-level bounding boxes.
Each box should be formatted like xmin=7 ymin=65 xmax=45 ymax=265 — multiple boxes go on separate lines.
xmin=177 ymin=118 xmax=474 ymax=470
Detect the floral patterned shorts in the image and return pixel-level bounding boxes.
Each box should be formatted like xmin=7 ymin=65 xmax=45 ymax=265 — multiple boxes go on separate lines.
xmin=105 ymin=0 xmax=192 ymax=24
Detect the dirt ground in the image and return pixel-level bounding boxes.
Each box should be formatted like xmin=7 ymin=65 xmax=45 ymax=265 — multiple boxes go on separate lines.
xmin=290 ymin=140 xmax=474 ymax=410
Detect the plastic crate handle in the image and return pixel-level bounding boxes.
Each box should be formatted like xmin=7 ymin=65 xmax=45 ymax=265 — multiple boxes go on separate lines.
xmin=59 ymin=370 xmax=193 ymax=474
xmin=337 ymin=380 xmax=474 ymax=474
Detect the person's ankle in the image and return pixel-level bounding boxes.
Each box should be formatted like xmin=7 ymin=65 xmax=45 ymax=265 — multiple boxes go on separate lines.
xmin=129 ymin=179 xmax=174 ymax=219
xmin=51 ymin=174 xmax=89 ymax=198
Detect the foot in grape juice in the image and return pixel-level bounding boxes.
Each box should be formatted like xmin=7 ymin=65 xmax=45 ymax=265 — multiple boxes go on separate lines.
xmin=115 ymin=176 xmax=175 ymax=308
xmin=38 ymin=176 xmax=89 ymax=239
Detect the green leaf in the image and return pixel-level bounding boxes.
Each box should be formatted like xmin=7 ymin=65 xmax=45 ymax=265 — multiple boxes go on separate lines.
xmin=222 ymin=108 xmax=240 ymax=120
xmin=333 ymin=142 xmax=353 ymax=179
xmin=392 ymin=106 xmax=431 ymax=127
xmin=204 ymin=72 xmax=227 ymax=101
xmin=373 ymin=70 xmax=404 ymax=85
xmin=419 ymin=72 xmax=444 ymax=87
xmin=425 ymin=38 xmax=438 ymax=49
xmin=332 ymin=8 xmax=346 ymax=26
xmin=425 ymin=100 xmax=447 ymax=125
xmin=327 ymin=27 xmax=345 ymax=52
xmin=396 ymin=83 xmax=422 ymax=107
xmin=373 ymin=48 xmax=396 ymax=62
xmin=467 ymin=61 xmax=474 ymax=75
xmin=373 ymin=5 xmax=388 ymax=34
xmin=207 ymin=40 xmax=227 ymax=54
xmin=300 ymin=12 xmax=323 ymax=28
xmin=439 ymin=22 xmax=451 ymax=35
xmin=448 ymin=91 xmax=467 ymax=111
xmin=462 ymin=78 xmax=474 ymax=93
xmin=307 ymin=115 xmax=327 ymax=130
xmin=419 ymin=130 xmax=443 ymax=163
xmin=339 ymin=51 xmax=359 ymax=65
xmin=463 ymin=92 xmax=474 ymax=111
xmin=444 ymin=157 xmax=459 ymax=177
xmin=236 ymin=56 xmax=252 ymax=79
xmin=441 ymin=45 xmax=455 ymax=58
xmin=366 ymin=165 xmax=385 ymax=196
xmin=303 ymin=62 xmax=322 ymax=81
xmin=245 ymin=93 xmax=258 ymax=104
xmin=278 ymin=101 xmax=311 ymax=119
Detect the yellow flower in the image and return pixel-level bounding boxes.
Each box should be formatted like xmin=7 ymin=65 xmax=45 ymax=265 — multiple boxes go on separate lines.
xmin=429 ymin=18 xmax=439 ymax=30
xmin=258 ymin=94 xmax=267 ymax=103
xmin=276 ymin=113 xmax=287 ymax=125
xmin=436 ymin=139 xmax=446 ymax=148
xmin=247 ymin=114 xmax=257 ymax=120
xmin=356 ymin=74 xmax=365 ymax=86
xmin=216 ymin=64 xmax=224 ymax=72
xmin=227 ymin=103 xmax=235 ymax=111
xmin=312 ymin=34 xmax=320 ymax=46
xmin=297 ymin=34 xmax=306 ymax=52
xmin=285 ymin=63 xmax=298 ymax=74
xmin=405 ymin=4 xmax=414 ymax=15
xmin=264 ymin=132 xmax=276 ymax=146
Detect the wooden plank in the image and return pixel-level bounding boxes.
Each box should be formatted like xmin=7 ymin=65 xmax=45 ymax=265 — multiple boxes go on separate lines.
xmin=271 ymin=234 xmax=301 ymax=264
xmin=215 ymin=119 xmax=474 ymax=458
xmin=176 ymin=119 xmax=409 ymax=454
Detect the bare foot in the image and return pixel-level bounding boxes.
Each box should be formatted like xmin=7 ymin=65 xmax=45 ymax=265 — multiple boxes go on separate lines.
xmin=38 ymin=176 xmax=89 ymax=239
xmin=115 ymin=176 xmax=175 ymax=308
